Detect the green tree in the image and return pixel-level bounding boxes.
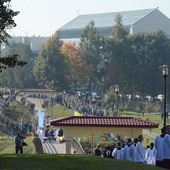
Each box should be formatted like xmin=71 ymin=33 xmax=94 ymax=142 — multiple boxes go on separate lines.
xmin=112 ymin=14 xmax=128 ymax=41
xmin=128 ymin=31 xmax=170 ymax=96
xmin=105 ymin=14 xmax=129 ymax=93
xmin=0 ymin=41 xmax=36 ymax=88
xmin=0 ymin=0 xmax=26 ymax=71
xmin=33 ymin=34 xmax=67 ymax=90
xmin=79 ymin=21 xmax=107 ymax=93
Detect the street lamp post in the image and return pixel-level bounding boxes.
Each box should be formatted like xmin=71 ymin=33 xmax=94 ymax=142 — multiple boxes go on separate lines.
xmin=161 ymin=65 xmax=168 ymax=132
xmin=88 ymin=77 xmax=91 ymax=95
xmin=101 ymin=76 xmax=104 ymax=112
xmin=63 ymin=90 xmax=66 ymax=117
xmin=115 ymin=85 xmax=119 ymax=117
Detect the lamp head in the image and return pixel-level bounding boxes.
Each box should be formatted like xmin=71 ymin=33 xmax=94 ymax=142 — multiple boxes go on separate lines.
xmin=115 ymin=85 xmax=119 ymax=93
xmin=162 ymin=65 xmax=168 ymax=76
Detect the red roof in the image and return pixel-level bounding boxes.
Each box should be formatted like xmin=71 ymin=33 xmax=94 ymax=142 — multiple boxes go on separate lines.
xmin=20 ymin=89 xmax=56 ymax=93
xmin=50 ymin=116 xmax=158 ymax=128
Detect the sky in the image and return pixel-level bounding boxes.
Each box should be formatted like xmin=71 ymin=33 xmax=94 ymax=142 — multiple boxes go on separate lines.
xmin=9 ymin=0 xmax=170 ymax=37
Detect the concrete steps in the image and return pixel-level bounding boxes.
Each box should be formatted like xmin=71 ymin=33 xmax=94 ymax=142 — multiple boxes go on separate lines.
xmin=42 ymin=140 xmax=75 ymax=154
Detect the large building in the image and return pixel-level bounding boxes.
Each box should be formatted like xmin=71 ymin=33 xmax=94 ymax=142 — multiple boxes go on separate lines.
xmin=8 ymin=36 xmax=49 ymax=53
xmin=57 ymin=8 xmax=170 ymax=43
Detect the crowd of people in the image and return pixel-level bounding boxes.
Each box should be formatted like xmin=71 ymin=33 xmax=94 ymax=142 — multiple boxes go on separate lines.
xmin=2 ymin=116 xmax=34 ymax=135
xmin=94 ymin=129 xmax=170 ymax=169
xmin=53 ymin=91 xmax=104 ymax=116
xmin=47 ymin=90 xmax=163 ymax=118
xmin=1 ymin=87 xmax=169 ymax=169
xmin=0 ymin=88 xmax=37 ymax=135
xmin=35 ymin=127 xmax=64 ymax=143
xmin=95 ymin=135 xmax=155 ymax=164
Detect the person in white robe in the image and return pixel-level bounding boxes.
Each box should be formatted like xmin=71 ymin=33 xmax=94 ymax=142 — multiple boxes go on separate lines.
xmin=54 ymin=128 xmax=60 ymax=142
xmin=136 ymin=135 xmax=145 ymax=163
xmin=130 ymin=138 xmax=138 ymax=162
xmin=123 ymin=138 xmax=132 ymax=161
xmin=145 ymin=143 xmax=157 ymax=165
xmin=38 ymin=128 xmax=45 ymax=143
xmin=112 ymin=142 xmax=123 ymax=160
xmin=163 ymin=130 xmax=170 ymax=169
xmin=155 ymin=128 xmax=166 ymax=167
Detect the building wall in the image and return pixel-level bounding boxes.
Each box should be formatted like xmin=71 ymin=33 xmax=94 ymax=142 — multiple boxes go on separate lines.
xmin=133 ymin=10 xmax=170 ymax=37
xmin=60 ymin=38 xmax=80 ymax=46
xmin=62 ymin=126 xmax=142 ymax=139
xmin=8 ymin=36 xmax=49 ymax=52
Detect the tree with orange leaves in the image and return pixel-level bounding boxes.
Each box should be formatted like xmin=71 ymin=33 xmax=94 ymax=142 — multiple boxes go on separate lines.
xmin=61 ymin=42 xmax=92 ymax=92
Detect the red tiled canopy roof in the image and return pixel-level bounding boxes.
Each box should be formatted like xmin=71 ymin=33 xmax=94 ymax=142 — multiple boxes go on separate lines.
xmin=50 ymin=116 xmax=158 ymax=128
xmin=20 ymin=89 xmax=56 ymax=93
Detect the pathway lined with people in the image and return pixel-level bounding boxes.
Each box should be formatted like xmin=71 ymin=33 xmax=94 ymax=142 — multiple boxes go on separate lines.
xmin=15 ymin=94 xmax=160 ymax=155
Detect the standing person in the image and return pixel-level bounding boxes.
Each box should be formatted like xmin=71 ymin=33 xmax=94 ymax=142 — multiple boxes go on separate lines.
xmin=15 ymin=131 xmax=26 ymax=154
xmin=32 ymin=137 xmax=44 ymax=154
xmin=94 ymin=144 xmax=101 ymax=156
xmin=54 ymin=128 xmax=60 ymax=142
xmin=123 ymin=138 xmax=132 ymax=161
xmin=145 ymin=143 xmax=157 ymax=165
xmin=130 ymin=138 xmax=138 ymax=162
xmin=38 ymin=128 xmax=45 ymax=143
xmin=58 ymin=128 xmax=64 ymax=143
xmin=163 ymin=127 xmax=170 ymax=169
xmin=112 ymin=142 xmax=123 ymax=160
xmin=155 ymin=128 xmax=166 ymax=168
xmin=136 ymin=135 xmax=145 ymax=163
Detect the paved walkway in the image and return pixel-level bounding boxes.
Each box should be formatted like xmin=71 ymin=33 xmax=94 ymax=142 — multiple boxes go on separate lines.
xmin=16 ymin=96 xmax=44 ymax=111
xmin=42 ymin=140 xmax=75 ymax=154
xmin=27 ymin=97 xmax=44 ymax=111
xmin=16 ymin=96 xmax=69 ymax=154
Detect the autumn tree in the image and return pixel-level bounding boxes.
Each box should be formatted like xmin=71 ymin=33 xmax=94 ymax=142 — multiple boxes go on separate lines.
xmin=61 ymin=42 xmax=91 ymax=92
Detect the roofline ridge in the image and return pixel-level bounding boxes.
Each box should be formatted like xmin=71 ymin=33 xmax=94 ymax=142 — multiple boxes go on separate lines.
xmin=77 ymin=8 xmax=156 ymax=17
xmin=69 ymin=116 xmax=140 ymax=119
xmin=50 ymin=116 xmax=73 ymax=122
xmin=133 ymin=117 xmax=159 ymax=125
xmin=57 ymin=8 xmax=157 ymax=31
xmin=57 ymin=15 xmax=80 ymax=30
xmin=21 ymin=88 xmax=56 ymax=91
xmin=50 ymin=116 xmax=159 ymax=128
xmin=132 ymin=8 xmax=158 ymax=26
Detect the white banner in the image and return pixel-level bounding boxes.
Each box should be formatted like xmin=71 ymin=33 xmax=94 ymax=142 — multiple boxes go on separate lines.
xmin=38 ymin=110 xmax=44 ymax=128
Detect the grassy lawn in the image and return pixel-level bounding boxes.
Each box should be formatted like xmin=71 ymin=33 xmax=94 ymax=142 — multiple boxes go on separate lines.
xmin=46 ymin=104 xmax=73 ymax=118
xmin=0 ymin=135 xmax=34 ymax=154
xmin=0 ymin=154 xmax=164 ymax=170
